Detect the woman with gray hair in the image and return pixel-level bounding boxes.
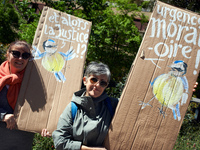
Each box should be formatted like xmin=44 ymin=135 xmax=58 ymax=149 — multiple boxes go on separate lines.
xmin=53 ymin=61 xmax=118 ymax=150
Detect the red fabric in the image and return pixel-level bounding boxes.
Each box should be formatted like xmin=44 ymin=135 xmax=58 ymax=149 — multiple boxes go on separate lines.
xmin=0 ymin=61 xmax=25 ymax=110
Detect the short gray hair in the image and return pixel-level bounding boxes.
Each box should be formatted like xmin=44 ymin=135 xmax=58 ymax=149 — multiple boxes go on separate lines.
xmin=84 ymin=61 xmax=111 ymax=82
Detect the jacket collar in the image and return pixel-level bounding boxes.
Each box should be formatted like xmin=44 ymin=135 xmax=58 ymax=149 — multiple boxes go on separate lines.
xmin=72 ymin=88 xmax=108 ymax=113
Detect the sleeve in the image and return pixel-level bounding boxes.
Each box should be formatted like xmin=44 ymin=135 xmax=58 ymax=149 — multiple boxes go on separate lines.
xmin=0 ymin=107 xmax=8 ymax=121
xmin=52 ymin=103 xmax=82 ymax=150
xmin=0 ymin=111 xmax=6 ymax=121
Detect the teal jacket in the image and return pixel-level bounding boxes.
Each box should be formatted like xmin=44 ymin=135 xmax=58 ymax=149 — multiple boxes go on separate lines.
xmin=52 ymin=88 xmax=118 ymax=150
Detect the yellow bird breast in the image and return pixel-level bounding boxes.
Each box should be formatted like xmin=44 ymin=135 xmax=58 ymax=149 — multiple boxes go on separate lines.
xmin=153 ymin=74 xmax=184 ymax=107
xmin=42 ymin=53 xmax=65 ymax=72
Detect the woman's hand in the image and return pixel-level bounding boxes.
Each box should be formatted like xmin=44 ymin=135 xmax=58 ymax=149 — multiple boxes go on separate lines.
xmin=3 ymin=114 xmax=16 ymax=130
xmin=193 ymin=82 xmax=198 ymax=92
xmin=81 ymin=145 xmax=107 ymax=150
xmin=41 ymin=128 xmax=51 ymax=137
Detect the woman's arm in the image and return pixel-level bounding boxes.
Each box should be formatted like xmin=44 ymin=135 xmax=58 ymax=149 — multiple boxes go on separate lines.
xmin=52 ymin=104 xmax=82 ymax=150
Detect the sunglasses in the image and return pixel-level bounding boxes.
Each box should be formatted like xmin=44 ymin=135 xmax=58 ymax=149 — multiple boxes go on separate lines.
xmin=9 ymin=50 xmax=31 ymax=60
xmin=90 ymin=77 xmax=108 ymax=88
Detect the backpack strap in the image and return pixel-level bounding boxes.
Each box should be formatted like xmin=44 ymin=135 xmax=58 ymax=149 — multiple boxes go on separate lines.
xmin=71 ymin=102 xmax=78 ymax=122
xmin=105 ymin=97 xmax=114 ymax=118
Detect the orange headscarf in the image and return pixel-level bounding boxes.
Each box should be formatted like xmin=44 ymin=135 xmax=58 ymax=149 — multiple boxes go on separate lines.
xmin=0 ymin=61 xmax=25 ymax=110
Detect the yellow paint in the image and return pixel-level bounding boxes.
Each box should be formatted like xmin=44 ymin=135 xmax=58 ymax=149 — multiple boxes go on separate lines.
xmin=42 ymin=53 xmax=65 ymax=72
xmin=153 ymin=74 xmax=184 ymax=107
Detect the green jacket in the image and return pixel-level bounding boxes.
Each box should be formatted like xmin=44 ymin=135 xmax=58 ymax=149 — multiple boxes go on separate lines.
xmin=52 ymin=88 xmax=118 ymax=150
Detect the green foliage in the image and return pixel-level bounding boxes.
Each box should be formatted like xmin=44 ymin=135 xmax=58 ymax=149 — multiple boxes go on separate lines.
xmin=76 ymin=0 xmax=108 ymax=17
xmin=49 ymin=1 xmax=76 ymax=14
xmin=0 ymin=43 xmax=7 ymax=64
xmin=179 ymin=103 xmax=198 ymax=136
xmin=115 ymin=0 xmax=141 ymax=15
xmin=131 ymin=0 xmax=200 ymax=13
xmin=107 ymin=75 xmax=127 ymax=98
xmin=32 ymin=133 xmax=55 ymax=150
xmin=15 ymin=0 xmax=39 ymax=22
xmin=18 ymin=19 xmax=39 ymax=44
xmin=174 ymin=102 xmax=200 ymax=150
xmin=86 ymin=1 xmax=142 ymax=81
xmin=159 ymin=0 xmax=200 ymax=12
xmin=0 ymin=0 xmax=20 ymax=43
xmin=15 ymin=0 xmax=40 ymax=44
xmin=0 ymin=0 xmax=39 ymax=44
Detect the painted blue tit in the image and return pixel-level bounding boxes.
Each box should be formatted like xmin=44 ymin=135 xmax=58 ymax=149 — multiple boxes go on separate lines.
xmin=32 ymin=39 xmax=76 ymax=82
xmin=140 ymin=60 xmax=189 ymax=121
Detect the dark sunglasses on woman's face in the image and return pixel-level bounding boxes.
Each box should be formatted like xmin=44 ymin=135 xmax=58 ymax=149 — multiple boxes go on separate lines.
xmin=90 ymin=77 xmax=108 ymax=88
xmin=9 ymin=50 xmax=31 ymax=60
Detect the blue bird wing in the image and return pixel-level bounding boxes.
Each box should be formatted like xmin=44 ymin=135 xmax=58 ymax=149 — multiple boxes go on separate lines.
xmin=59 ymin=48 xmax=76 ymax=61
xmin=180 ymin=76 xmax=189 ymax=92
xmin=32 ymin=46 xmax=46 ymax=59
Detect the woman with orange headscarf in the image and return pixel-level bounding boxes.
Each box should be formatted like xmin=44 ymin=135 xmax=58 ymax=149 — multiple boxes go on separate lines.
xmin=0 ymin=41 xmax=34 ymax=150
xmin=0 ymin=41 xmax=34 ymax=149
xmin=0 ymin=40 xmax=35 ymax=149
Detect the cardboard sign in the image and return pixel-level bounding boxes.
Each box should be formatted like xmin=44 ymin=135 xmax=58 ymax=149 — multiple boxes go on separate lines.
xmin=104 ymin=1 xmax=200 ymax=149
xmin=14 ymin=7 xmax=92 ymax=133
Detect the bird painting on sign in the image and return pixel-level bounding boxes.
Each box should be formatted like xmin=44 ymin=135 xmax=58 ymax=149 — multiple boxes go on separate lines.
xmin=32 ymin=39 xmax=76 ymax=82
xmin=139 ymin=60 xmax=189 ymax=121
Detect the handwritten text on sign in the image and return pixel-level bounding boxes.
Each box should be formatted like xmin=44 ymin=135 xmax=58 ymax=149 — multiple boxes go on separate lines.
xmin=145 ymin=4 xmax=200 ymax=75
xmin=44 ymin=12 xmax=90 ymax=59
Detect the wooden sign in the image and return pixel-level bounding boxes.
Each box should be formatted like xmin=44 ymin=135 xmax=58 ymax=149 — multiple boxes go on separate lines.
xmin=14 ymin=7 xmax=92 ymax=133
xmin=104 ymin=1 xmax=200 ymax=149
